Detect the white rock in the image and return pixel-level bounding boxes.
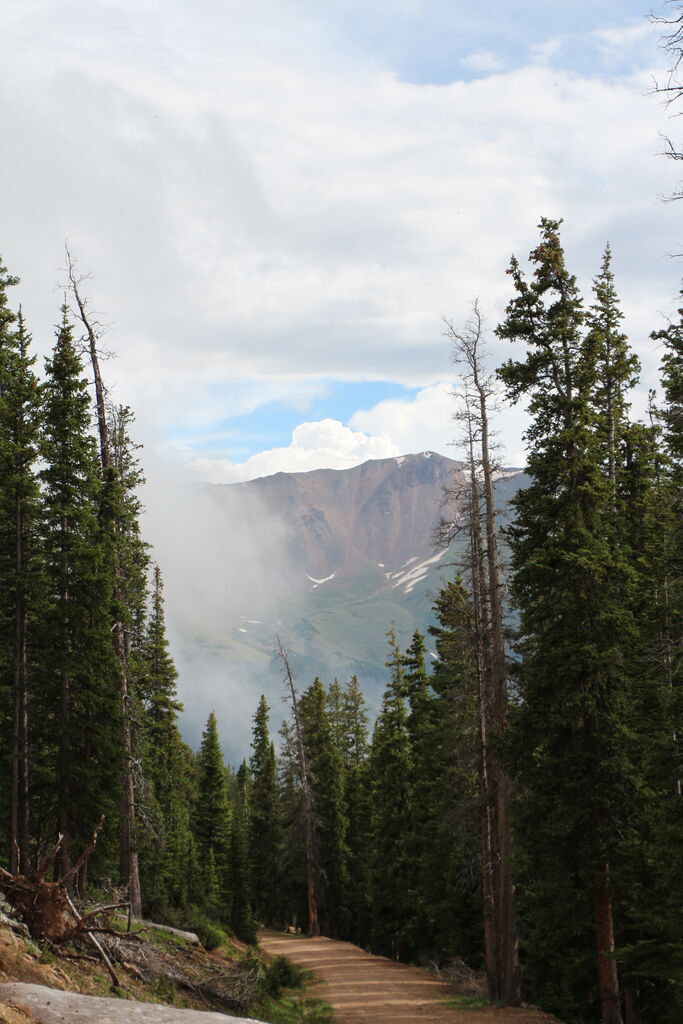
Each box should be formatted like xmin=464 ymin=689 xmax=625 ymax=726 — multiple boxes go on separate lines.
xmin=0 ymin=984 xmax=266 ymax=1024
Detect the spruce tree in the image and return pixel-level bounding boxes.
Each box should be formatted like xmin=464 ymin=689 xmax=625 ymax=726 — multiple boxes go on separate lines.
xmin=585 ymin=246 xmax=640 ymax=498
xmin=427 ymin=579 xmax=483 ymax=964
xmin=0 ymin=259 xmax=20 ymax=867
xmin=497 ymin=220 xmax=637 ymax=1024
xmin=249 ymin=695 xmax=282 ymax=927
xmin=368 ymin=629 xmax=412 ymax=959
xmin=137 ymin=565 xmax=189 ymax=918
xmin=230 ymin=761 xmax=256 ymax=943
xmin=0 ymin=285 xmax=42 ymax=873
xmin=39 ymin=306 xmax=121 ymax=880
xmin=193 ymin=712 xmax=231 ymax=917
xmin=337 ymin=676 xmax=370 ymax=946
xmin=403 ymin=630 xmax=438 ymax=958
xmin=299 ymin=677 xmax=349 ymax=937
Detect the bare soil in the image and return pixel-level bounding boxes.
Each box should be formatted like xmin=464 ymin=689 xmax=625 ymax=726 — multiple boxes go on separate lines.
xmin=259 ymin=933 xmax=563 ymax=1024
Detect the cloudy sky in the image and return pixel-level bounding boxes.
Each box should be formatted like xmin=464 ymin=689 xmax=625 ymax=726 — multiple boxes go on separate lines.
xmin=1 ymin=0 xmax=680 ymax=481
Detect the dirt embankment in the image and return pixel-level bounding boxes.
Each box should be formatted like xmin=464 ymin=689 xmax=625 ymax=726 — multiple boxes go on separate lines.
xmin=259 ymin=932 xmax=563 ymax=1024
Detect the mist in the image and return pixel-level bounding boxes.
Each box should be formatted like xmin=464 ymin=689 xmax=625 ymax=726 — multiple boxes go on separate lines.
xmin=141 ymin=454 xmax=299 ymax=764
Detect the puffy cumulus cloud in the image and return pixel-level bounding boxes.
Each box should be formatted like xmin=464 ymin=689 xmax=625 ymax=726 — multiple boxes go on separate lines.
xmin=350 ymin=381 xmax=530 ymax=467
xmin=350 ymin=383 xmax=455 ymax=455
xmin=189 ymin=418 xmax=400 ymax=483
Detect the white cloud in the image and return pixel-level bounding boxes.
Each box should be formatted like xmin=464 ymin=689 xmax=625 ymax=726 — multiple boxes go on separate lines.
xmin=594 ymin=22 xmax=653 ymax=54
xmin=350 ymin=382 xmax=455 ymax=455
xmin=461 ymin=51 xmax=504 ymax=73
xmin=529 ymin=37 xmax=563 ymax=64
xmin=189 ymin=418 xmax=400 ymax=483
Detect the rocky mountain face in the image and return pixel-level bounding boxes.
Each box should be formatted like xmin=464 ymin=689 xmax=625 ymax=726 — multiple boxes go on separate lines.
xmin=169 ymin=452 xmax=525 ymax=754
xmin=228 ymin=451 xmax=464 ymax=592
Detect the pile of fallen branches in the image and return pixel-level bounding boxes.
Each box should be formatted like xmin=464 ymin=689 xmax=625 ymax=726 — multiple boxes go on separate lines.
xmin=433 ymin=957 xmax=488 ymax=999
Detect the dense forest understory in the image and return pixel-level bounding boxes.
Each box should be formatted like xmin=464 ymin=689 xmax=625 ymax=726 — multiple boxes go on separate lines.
xmin=2 ymin=214 xmax=683 ymax=1024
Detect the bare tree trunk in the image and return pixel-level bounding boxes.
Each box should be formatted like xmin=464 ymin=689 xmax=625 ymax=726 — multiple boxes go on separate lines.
xmin=276 ymin=635 xmax=320 ymax=937
xmin=465 ymin=441 xmax=499 ymax=1001
xmin=444 ymin=302 xmax=520 ymax=1005
xmin=594 ymin=863 xmax=623 ymax=1024
xmin=66 ymin=249 xmax=141 ymax=917
xmin=10 ymin=477 xmax=30 ymax=875
xmin=473 ymin=336 xmax=520 ymax=1007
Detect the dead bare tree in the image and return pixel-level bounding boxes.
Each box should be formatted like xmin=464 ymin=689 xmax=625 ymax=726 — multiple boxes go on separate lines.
xmin=440 ymin=300 xmax=520 ymax=1006
xmin=64 ymin=246 xmax=142 ymax=918
xmin=651 ymin=2 xmax=683 ymax=203
xmin=276 ymin=635 xmax=320 ymax=937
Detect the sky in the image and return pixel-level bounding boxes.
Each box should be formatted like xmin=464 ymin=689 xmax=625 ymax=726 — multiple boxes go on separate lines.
xmin=1 ymin=0 xmax=681 ymax=484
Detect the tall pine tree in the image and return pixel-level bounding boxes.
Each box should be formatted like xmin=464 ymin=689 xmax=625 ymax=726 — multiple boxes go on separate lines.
xmin=497 ymin=220 xmax=637 ymax=1024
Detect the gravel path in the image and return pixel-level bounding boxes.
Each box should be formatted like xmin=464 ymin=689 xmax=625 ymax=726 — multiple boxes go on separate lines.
xmin=259 ymin=933 xmax=562 ymax=1024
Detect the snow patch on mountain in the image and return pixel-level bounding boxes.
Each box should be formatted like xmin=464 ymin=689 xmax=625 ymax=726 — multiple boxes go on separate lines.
xmin=390 ymin=549 xmax=449 ymax=594
xmin=306 ymin=572 xmax=337 ymax=589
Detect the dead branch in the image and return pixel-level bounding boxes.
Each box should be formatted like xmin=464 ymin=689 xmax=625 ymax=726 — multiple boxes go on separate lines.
xmin=65 ymin=892 xmax=121 ymax=988
xmin=34 ymin=834 xmax=64 ymax=883
xmin=61 ymin=817 xmax=105 ymax=885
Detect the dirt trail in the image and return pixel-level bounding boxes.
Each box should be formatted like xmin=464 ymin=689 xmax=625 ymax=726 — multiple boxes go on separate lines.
xmin=259 ymin=933 xmax=562 ymax=1024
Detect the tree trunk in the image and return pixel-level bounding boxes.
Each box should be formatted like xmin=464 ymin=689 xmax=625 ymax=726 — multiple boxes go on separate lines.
xmin=10 ymin=491 xmax=30 ymax=875
xmin=594 ymin=864 xmax=623 ymax=1024
xmin=475 ymin=358 xmax=521 ymax=1007
xmin=277 ymin=636 xmax=319 ymax=936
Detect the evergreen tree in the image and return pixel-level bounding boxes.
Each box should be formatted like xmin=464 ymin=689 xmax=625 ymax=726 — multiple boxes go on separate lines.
xmin=403 ymin=630 xmax=438 ymax=958
xmin=299 ymin=677 xmax=349 ymax=937
xmin=249 ymin=695 xmax=282 ymax=927
xmin=137 ymin=565 xmax=189 ymax=918
xmin=368 ymin=629 xmax=412 ymax=959
xmin=585 ymin=246 xmax=640 ymax=498
xmin=38 ymin=306 xmax=121 ymax=881
xmin=230 ymin=761 xmax=256 ymax=943
xmin=0 ymin=284 xmax=42 ymax=873
xmin=426 ymin=579 xmax=483 ymax=964
xmin=0 ymin=258 xmax=20 ymax=868
xmin=497 ymin=219 xmax=638 ymax=1024
xmin=337 ymin=676 xmax=370 ymax=946
xmin=193 ymin=712 xmax=231 ymax=917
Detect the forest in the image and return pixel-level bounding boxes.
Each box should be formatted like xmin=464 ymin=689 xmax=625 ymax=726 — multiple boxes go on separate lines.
xmin=1 ymin=211 xmax=683 ymax=1024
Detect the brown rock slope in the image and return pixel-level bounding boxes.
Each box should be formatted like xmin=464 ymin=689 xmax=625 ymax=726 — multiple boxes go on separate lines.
xmin=259 ymin=933 xmax=563 ymax=1024
xmin=228 ymin=452 xmax=464 ymax=583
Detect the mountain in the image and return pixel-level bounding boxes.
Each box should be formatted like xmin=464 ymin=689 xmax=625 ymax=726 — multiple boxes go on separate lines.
xmin=162 ymin=451 xmax=526 ymax=754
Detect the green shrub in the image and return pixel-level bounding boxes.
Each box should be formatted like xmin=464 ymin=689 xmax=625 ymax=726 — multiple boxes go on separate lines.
xmin=196 ymin=921 xmax=230 ymax=951
xmin=265 ymin=955 xmax=305 ymax=995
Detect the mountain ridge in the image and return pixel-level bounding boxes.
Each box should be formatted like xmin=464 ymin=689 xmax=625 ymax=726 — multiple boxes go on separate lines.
xmin=167 ymin=451 xmax=527 ymax=755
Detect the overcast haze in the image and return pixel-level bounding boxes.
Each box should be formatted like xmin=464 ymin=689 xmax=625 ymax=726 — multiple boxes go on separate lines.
xmin=2 ymin=0 xmax=681 ymax=748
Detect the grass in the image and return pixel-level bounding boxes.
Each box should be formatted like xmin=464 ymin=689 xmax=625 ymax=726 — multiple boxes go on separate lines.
xmin=444 ymin=994 xmax=492 ymax=1009
xmin=258 ymin=994 xmax=335 ymax=1024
